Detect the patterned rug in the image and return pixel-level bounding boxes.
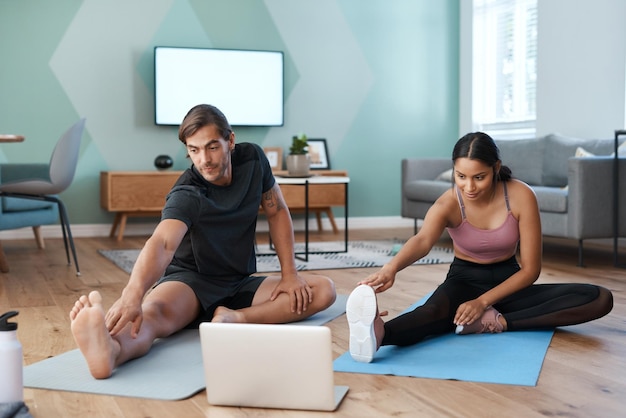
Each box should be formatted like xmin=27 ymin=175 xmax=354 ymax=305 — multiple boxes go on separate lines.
xmin=98 ymin=240 xmax=454 ymax=274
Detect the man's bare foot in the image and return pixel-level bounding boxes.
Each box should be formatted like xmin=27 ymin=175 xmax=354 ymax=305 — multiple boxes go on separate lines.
xmin=212 ymin=306 xmax=246 ymax=323
xmin=69 ymin=290 xmax=120 ymax=379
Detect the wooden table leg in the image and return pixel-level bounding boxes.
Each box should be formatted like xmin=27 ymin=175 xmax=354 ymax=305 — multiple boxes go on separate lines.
xmin=109 ymin=213 xmax=122 ymax=238
xmin=109 ymin=212 xmax=129 ymax=241
xmin=0 ymin=241 xmax=9 ymax=273
xmin=116 ymin=213 xmax=128 ymax=242
xmin=324 ymin=208 xmax=339 ymax=234
xmin=33 ymin=225 xmax=45 ymax=249
xmin=314 ymin=210 xmax=324 ymax=231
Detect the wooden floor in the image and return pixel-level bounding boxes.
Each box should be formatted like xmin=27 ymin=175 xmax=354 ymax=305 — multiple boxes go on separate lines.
xmin=1 ymin=228 xmax=625 ymax=417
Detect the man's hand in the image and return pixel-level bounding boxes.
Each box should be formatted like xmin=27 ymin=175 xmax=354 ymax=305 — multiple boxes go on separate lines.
xmin=270 ymin=273 xmax=313 ymax=315
xmin=105 ymin=290 xmax=144 ymax=338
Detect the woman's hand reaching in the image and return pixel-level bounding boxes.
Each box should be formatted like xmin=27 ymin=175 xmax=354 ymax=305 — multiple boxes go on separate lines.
xmin=358 ymin=263 xmax=397 ymax=293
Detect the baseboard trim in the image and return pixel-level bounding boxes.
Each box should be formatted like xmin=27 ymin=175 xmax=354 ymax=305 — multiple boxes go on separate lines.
xmin=0 ymin=216 xmax=418 ymax=240
xmin=2 ymin=217 xmax=623 ymax=251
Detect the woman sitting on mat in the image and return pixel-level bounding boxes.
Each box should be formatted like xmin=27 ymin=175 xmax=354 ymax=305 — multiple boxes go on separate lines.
xmin=347 ymin=132 xmax=614 ymax=363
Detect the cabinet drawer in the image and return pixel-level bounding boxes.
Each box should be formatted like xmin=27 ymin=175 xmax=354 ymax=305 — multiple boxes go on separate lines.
xmin=100 ymin=171 xmax=183 ymax=212
xmin=279 ymin=184 xmax=346 ymax=209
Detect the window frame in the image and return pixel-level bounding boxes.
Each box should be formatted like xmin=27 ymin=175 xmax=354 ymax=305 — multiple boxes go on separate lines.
xmin=470 ymin=0 xmax=538 ymax=139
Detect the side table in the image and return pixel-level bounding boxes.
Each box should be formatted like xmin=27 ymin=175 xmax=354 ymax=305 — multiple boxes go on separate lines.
xmin=272 ymin=170 xmax=347 ymax=233
xmin=271 ymin=175 xmax=350 ymax=261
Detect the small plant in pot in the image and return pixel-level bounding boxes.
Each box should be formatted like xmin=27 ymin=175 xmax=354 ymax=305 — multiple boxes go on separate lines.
xmin=286 ymin=134 xmax=310 ymax=176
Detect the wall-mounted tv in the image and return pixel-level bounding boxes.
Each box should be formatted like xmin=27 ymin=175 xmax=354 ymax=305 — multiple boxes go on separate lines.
xmin=154 ymin=46 xmax=284 ymax=126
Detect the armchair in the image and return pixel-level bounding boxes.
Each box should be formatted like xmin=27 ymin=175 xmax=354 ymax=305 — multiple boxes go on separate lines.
xmin=0 ymin=193 xmax=59 ymax=272
xmin=0 ymin=118 xmax=86 ymax=274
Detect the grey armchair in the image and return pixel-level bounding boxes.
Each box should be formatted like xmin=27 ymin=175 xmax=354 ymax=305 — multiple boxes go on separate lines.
xmin=0 ymin=194 xmax=59 ymax=273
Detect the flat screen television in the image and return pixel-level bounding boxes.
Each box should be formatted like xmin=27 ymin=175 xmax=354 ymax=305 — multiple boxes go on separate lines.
xmin=154 ymin=46 xmax=284 ymax=126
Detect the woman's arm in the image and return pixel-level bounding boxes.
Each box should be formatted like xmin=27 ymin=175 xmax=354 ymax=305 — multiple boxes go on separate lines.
xmin=359 ymin=189 xmax=456 ymax=292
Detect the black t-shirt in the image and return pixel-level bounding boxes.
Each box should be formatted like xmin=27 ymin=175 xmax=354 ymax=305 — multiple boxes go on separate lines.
xmin=161 ymin=142 xmax=275 ymax=279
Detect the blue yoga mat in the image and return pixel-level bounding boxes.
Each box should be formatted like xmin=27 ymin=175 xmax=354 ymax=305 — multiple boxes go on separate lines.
xmin=334 ymin=296 xmax=554 ymax=386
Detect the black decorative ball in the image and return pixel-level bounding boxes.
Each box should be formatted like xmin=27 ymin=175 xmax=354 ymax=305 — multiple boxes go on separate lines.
xmin=154 ymin=155 xmax=173 ymax=170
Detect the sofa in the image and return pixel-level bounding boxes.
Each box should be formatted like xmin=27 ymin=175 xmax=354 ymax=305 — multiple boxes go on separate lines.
xmin=401 ymin=133 xmax=626 ymax=266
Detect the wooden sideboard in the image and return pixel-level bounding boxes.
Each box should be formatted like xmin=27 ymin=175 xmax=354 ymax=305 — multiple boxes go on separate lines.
xmin=100 ymin=171 xmax=183 ymax=241
xmin=100 ymin=169 xmax=348 ymax=241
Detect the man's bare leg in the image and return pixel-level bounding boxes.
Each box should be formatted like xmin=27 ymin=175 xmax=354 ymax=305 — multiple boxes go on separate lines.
xmin=70 ymin=283 xmax=200 ymax=379
xmin=212 ymin=274 xmax=336 ymax=323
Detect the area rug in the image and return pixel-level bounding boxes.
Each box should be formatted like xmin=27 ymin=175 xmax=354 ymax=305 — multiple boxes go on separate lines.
xmin=333 ymin=295 xmax=554 ymax=386
xmin=23 ymin=294 xmax=348 ymax=400
xmin=98 ymin=240 xmax=454 ymax=274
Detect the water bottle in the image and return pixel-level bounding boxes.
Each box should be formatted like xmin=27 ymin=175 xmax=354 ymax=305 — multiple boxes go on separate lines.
xmin=0 ymin=310 xmax=23 ymax=403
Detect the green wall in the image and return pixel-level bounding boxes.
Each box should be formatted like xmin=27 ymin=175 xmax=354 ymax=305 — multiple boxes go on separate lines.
xmin=0 ymin=0 xmax=459 ymax=225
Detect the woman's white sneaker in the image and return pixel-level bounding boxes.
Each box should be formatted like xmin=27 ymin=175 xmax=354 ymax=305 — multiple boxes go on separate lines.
xmin=346 ymin=284 xmax=378 ymax=363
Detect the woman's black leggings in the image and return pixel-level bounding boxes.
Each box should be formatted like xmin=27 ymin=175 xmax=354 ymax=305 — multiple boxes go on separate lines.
xmin=381 ymin=256 xmax=614 ymax=347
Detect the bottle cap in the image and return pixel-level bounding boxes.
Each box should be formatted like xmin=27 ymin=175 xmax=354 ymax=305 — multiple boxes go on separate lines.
xmin=0 ymin=311 xmax=19 ymax=331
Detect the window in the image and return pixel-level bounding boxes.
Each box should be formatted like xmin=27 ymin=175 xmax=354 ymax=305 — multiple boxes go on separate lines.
xmin=473 ymin=0 xmax=537 ymax=138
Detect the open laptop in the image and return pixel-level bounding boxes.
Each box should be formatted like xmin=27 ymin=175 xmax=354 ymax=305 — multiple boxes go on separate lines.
xmin=199 ymin=322 xmax=349 ymax=411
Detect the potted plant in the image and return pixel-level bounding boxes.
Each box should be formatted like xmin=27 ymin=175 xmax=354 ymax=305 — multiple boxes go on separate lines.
xmin=286 ymin=134 xmax=310 ymax=176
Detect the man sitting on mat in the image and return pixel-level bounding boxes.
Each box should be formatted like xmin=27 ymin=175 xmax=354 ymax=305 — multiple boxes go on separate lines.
xmin=70 ymin=104 xmax=337 ymax=379
xmin=346 ymin=132 xmax=613 ymax=363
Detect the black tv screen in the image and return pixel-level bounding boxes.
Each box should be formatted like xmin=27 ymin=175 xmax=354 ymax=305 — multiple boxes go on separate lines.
xmin=154 ymin=46 xmax=284 ymax=126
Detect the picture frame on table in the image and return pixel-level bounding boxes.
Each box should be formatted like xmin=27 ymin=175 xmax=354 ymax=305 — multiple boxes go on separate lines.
xmin=307 ymin=138 xmax=330 ymax=170
xmin=263 ymin=147 xmax=283 ymax=172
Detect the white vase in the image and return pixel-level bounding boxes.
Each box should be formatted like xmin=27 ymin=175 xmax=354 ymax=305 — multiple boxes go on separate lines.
xmin=286 ymin=154 xmax=310 ymax=176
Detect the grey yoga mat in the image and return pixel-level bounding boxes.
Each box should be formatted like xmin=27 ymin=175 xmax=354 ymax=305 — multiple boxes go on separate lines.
xmin=24 ymin=294 xmax=348 ymax=400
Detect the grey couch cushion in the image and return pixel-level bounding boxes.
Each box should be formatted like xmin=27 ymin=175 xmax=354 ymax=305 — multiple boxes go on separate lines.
xmin=495 ymin=137 xmax=545 ymax=186
xmin=542 ymin=134 xmax=614 ymax=187
xmin=404 ymin=180 xmax=452 ymax=202
xmin=580 ymin=138 xmax=621 ymax=155
xmin=532 ymin=186 xmax=568 ymax=213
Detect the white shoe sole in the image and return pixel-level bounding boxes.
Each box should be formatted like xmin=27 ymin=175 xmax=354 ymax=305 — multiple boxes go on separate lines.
xmin=346 ymin=284 xmax=377 ymax=363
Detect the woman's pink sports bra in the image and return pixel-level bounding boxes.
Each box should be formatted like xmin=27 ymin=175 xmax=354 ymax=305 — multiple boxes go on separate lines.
xmin=446 ymin=182 xmax=520 ymax=262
